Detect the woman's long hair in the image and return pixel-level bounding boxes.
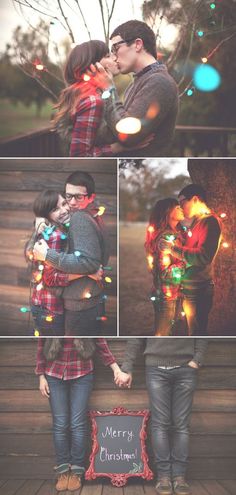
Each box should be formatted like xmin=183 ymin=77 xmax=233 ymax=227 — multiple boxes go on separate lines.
xmin=53 ymin=40 xmax=109 ymax=127
xmin=145 ymin=198 xmax=179 ymax=253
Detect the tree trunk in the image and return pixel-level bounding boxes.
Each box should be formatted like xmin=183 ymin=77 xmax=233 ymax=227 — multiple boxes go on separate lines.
xmin=188 ymin=159 xmax=236 ymax=335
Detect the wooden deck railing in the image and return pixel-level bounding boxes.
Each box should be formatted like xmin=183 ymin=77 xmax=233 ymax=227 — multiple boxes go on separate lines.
xmin=0 ymin=126 xmax=235 ymax=157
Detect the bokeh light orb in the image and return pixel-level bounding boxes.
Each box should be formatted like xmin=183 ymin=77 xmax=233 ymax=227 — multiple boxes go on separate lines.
xmin=193 ymin=64 xmax=221 ymax=92
xmin=116 ymin=117 xmax=141 ymax=135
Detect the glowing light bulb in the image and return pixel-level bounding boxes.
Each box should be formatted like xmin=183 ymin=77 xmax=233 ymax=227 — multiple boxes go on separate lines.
xmin=210 ymin=2 xmax=216 ymax=9
xmin=38 ymin=264 xmax=44 ymax=271
xmin=20 ymin=307 xmax=30 ymax=313
xmin=116 ymin=117 xmax=141 ymax=135
xmin=181 ymin=311 xmax=186 ymax=317
xmin=105 ymin=277 xmax=112 ymax=283
xmin=35 ymin=273 xmax=42 ymax=282
xmin=150 ymin=296 xmax=156 ymax=301
xmin=188 ymin=231 xmax=193 ymax=237
xmin=147 ymin=255 xmax=154 ymax=269
xmin=74 ymin=251 xmax=81 ymax=257
xmin=98 ymin=206 xmax=105 ymax=216
xmin=36 ymin=282 xmax=43 ymax=291
xmin=201 ymin=57 xmax=208 ymax=64
xmin=222 ymin=242 xmax=229 ymax=248
xmin=162 ymin=255 xmax=171 ymax=266
xmin=96 ymin=316 xmax=107 ymax=321
xmin=197 ymin=30 xmax=204 ymax=37
xmin=166 ymin=291 xmax=172 ymax=298
xmin=102 ymin=90 xmax=111 ymax=100
xmin=166 ymin=234 xmax=175 ymax=242
xmin=104 ymin=266 xmax=112 ymax=271
xmin=34 ymin=330 xmax=40 ymax=337
xmin=147 ymin=225 xmax=154 ymax=234
xmin=45 ymin=315 xmax=53 ymax=322
xmin=85 ymin=291 xmax=92 ymax=299
xmin=186 ymin=88 xmax=194 ymax=97
xmin=65 ymin=222 xmax=70 ymax=228
xmin=36 ymin=64 xmax=44 ymax=71
xmin=60 ymin=233 xmax=67 ymax=240
xmin=193 ymin=64 xmax=221 ymax=92
xmin=83 ymin=74 xmax=90 ymax=81
xmin=220 ymin=213 xmax=227 ymax=218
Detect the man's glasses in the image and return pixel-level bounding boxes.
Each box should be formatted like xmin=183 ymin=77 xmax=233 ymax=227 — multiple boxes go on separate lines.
xmin=65 ymin=193 xmax=88 ymax=201
xmin=111 ymin=39 xmax=135 ymax=55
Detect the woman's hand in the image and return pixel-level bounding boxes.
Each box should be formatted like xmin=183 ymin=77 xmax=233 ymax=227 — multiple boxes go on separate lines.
xmin=35 ymin=217 xmax=50 ymax=234
xmin=33 ymin=239 xmax=49 ymax=261
xmin=115 ymin=371 xmax=132 ymax=388
xmin=39 ymin=375 xmax=50 ymax=398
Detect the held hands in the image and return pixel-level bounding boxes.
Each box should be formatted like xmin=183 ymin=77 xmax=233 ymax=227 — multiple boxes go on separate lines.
xmin=111 ymin=363 xmax=132 ymax=389
xmin=188 ymin=360 xmax=199 ymax=369
xmin=39 ymin=375 xmax=50 ymax=398
xmin=33 ymin=239 xmax=49 ymax=261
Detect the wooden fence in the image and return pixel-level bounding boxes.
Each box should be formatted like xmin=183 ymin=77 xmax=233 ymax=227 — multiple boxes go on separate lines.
xmin=0 ymin=338 xmax=236 ymax=480
xmin=0 ymin=159 xmax=117 ymax=336
xmin=0 ymin=126 xmax=235 ymax=157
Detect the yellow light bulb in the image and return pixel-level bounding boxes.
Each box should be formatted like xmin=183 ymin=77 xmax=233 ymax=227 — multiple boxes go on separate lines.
xmin=116 ymin=117 xmax=141 ymax=135
xmin=98 ymin=206 xmax=105 ymax=216
xmin=105 ymin=277 xmax=112 ymax=283
xmin=85 ymin=291 xmax=92 ymax=299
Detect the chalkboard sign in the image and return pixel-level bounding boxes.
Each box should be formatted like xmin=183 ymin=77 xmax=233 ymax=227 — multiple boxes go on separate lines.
xmin=85 ymin=407 xmax=153 ymax=487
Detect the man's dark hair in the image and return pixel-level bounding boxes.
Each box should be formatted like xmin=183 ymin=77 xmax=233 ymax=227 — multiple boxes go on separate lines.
xmin=110 ymin=20 xmax=157 ymax=59
xmin=65 ymin=171 xmax=95 ymax=197
xmin=178 ymin=184 xmax=207 ymax=203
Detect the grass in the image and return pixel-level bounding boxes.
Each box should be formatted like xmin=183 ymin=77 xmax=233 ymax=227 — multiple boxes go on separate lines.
xmin=0 ymin=99 xmax=53 ymax=139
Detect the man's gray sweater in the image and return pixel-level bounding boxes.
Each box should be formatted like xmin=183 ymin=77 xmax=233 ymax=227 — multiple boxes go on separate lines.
xmin=122 ymin=338 xmax=208 ymax=373
xmin=45 ymin=206 xmax=109 ymax=311
xmin=95 ymin=62 xmax=178 ymax=157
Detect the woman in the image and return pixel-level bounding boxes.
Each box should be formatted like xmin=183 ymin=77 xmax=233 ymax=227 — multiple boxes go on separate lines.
xmin=26 ymin=189 xmax=101 ymax=336
xmin=54 ymin=40 xmax=151 ymax=157
xmin=145 ymin=198 xmax=186 ymax=336
xmin=36 ymin=337 xmax=127 ymax=492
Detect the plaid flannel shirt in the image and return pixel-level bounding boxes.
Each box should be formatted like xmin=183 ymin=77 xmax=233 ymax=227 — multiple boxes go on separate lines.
xmin=35 ymin=338 xmax=116 ymax=379
xmin=31 ymin=228 xmax=69 ymax=314
xmin=70 ymin=93 xmax=112 ymax=157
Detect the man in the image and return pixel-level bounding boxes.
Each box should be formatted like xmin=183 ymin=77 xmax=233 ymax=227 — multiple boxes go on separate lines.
xmin=94 ymin=20 xmax=178 ymax=157
xmin=33 ymin=171 xmax=110 ymax=336
xmin=116 ymin=338 xmax=208 ymax=495
xmin=161 ymin=184 xmax=222 ymax=336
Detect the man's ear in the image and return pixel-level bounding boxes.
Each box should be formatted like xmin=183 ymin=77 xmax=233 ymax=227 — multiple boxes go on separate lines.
xmin=88 ymin=193 xmax=96 ymax=204
xmin=135 ymin=38 xmax=144 ymax=52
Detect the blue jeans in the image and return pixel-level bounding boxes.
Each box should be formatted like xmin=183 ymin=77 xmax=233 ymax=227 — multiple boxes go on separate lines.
xmin=46 ymin=373 xmax=93 ymax=472
xmin=146 ymin=365 xmax=198 ymax=479
xmin=31 ymin=305 xmax=64 ymax=337
xmin=65 ymin=299 xmax=105 ymax=336
xmin=182 ymin=282 xmax=214 ymax=336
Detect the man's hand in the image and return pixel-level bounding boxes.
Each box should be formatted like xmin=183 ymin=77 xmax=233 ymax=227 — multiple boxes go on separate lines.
xmin=86 ymin=62 xmax=114 ymax=90
xmin=187 ymin=360 xmax=199 ymax=369
xmin=39 ymin=375 xmax=50 ymax=398
xmin=33 ymin=239 xmax=49 ymax=261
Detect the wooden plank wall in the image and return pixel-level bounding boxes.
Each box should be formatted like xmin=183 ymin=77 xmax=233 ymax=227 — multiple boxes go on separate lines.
xmin=0 ymin=339 xmax=236 ymax=480
xmin=0 ymin=159 xmax=117 ymax=336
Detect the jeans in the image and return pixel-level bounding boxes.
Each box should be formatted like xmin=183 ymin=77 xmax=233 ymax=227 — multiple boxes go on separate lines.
xmin=146 ymin=365 xmax=198 ymax=479
xmin=153 ymin=299 xmax=177 ymax=336
xmin=46 ymin=373 xmax=93 ymax=472
xmin=65 ymin=299 xmax=105 ymax=336
xmin=182 ymin=282 xmax=214 ymax=336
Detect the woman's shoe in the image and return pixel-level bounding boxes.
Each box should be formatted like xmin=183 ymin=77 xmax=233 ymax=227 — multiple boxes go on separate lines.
xmin=67 ymin=473 xmax=82 ymax=491
xmin=55 ymin=472 xmax=70 ymax=491
xmin=173 ymin=477 xmax=191 ymax=495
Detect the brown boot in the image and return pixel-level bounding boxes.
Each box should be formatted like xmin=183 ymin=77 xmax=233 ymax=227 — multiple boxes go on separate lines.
xmin=55 ymin=472 xmax=70 ymax=491
xmin=155 ymin=477 xmax=173 ymax=495
xmin=67 ymin=473 xmax=82 ymax=491
xmin=173 ymin=477 xmax=191 ymax=495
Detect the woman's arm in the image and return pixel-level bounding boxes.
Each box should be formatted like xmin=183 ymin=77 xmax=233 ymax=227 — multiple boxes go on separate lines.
xmin=70 ymin=95 xmax=112 ymax=157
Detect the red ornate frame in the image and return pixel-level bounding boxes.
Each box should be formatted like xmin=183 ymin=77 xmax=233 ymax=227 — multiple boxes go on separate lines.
xmin=85 ymin=406 xmax=153 ymax=487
